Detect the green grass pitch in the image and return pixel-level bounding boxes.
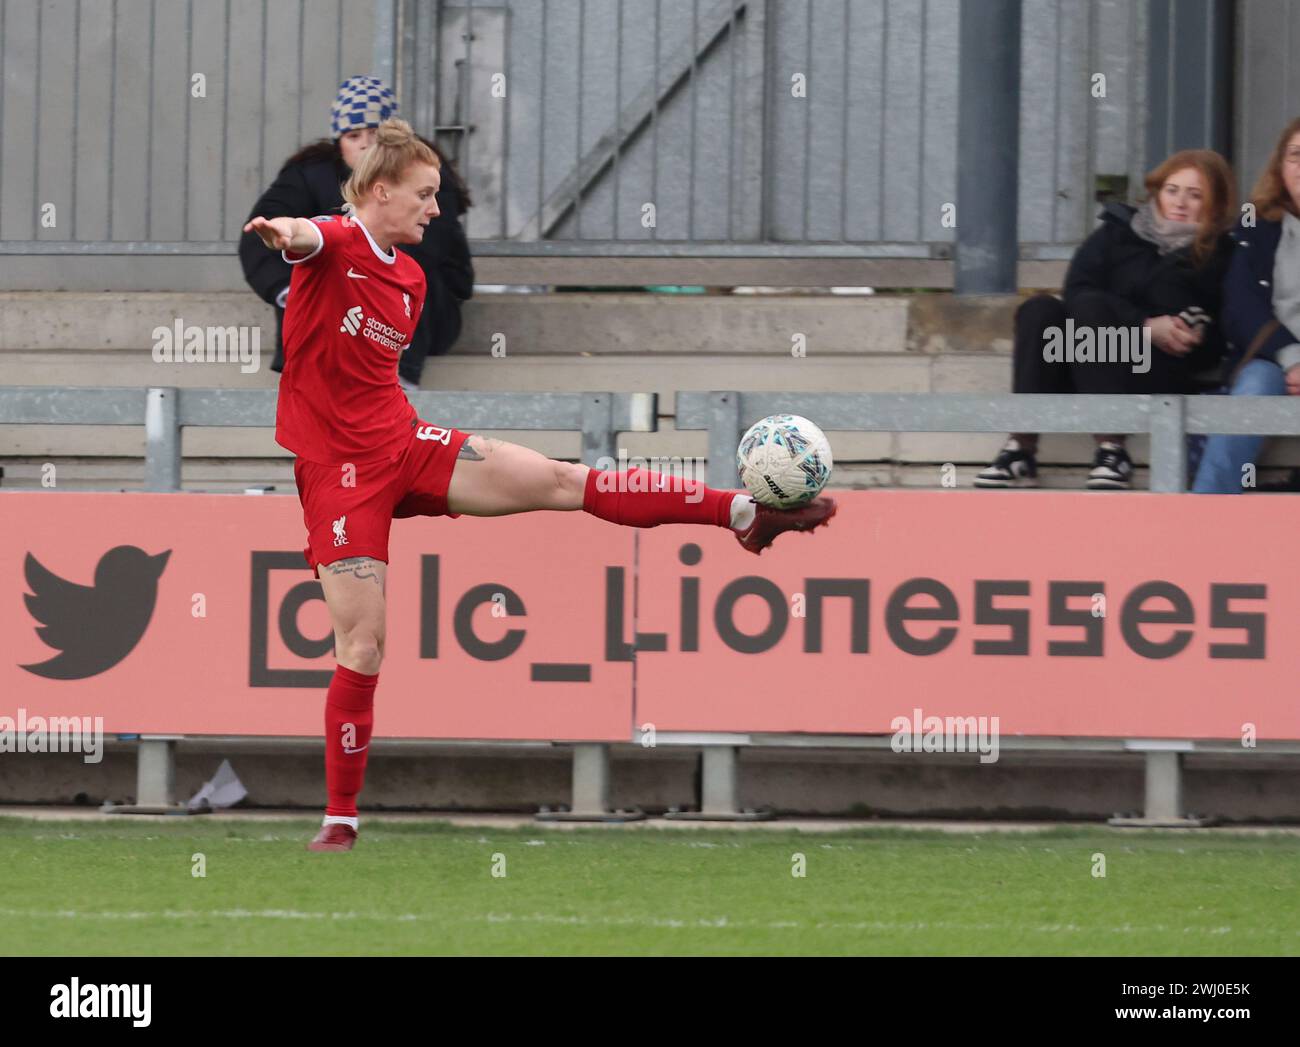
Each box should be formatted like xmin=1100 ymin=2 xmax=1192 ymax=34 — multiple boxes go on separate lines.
xmin=1 ymin=817 xmax=1298 ymax=956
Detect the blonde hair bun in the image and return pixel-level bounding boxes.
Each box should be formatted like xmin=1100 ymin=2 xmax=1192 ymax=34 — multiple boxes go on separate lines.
xmin=341 ymin=118 xmax=439 ymax=207
xmin=375 ymin=118 xmax=416 ymax=146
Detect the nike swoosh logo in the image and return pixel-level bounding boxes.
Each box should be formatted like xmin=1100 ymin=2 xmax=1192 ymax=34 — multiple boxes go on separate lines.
xmin=343 ymin=744 xmax=369 ymax=755
xmin=346 ymin=268 xmax=367 ymax=279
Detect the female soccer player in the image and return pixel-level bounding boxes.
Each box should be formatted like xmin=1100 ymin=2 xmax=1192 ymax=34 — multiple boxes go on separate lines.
xmin=245 ymin=119 xmax=836 ymax=851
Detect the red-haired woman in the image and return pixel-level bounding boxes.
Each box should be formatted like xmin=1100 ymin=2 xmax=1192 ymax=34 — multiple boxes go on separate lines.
xmin=244 ymin=119 xmax=837 ymax=851
xmin=976 ymin=150 xmax=1237 ymax=490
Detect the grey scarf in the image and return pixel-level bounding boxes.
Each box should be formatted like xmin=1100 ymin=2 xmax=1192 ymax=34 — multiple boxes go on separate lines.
xmin=1130 ymin=199 xmax=1198 ymax=256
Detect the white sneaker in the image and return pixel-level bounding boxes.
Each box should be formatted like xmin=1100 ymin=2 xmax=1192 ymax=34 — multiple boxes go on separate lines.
xmin=974 ymin=439 xmax=1039 ymax=488
xmin=1087 ymin=442 xmax=1133 ymax=490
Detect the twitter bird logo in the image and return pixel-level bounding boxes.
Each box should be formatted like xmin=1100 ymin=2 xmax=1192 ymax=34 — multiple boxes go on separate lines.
xmin=21 ymin=546 xmax=171 ymax=680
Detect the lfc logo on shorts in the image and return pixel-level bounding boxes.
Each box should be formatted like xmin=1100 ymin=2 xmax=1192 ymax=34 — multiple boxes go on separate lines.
xmin=332 ymin=515 xmax=348 ymax=547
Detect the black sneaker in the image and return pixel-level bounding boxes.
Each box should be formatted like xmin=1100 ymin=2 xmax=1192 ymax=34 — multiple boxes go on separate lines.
xmin=1087 ymin=442 xmax=1133 ymax=490
xmin=974 ymin=439 xmax=1039 ymax=488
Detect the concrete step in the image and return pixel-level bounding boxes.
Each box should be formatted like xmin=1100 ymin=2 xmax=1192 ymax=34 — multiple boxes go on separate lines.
xmin=0 ymin=291 xmax=1017 ymax=355
xmin=458 ymin=292 xmax=914 ymax=356
xmin=0 ymin=349 xmax=943 ymax=405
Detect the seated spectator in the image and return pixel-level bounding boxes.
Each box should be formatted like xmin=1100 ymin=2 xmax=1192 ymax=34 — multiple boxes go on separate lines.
xmin=1193 ymin=117 xmax=1300 ymax=493
xmin=976 ymin=150 xmax=1236 ymax=490
xmin=239 ymin=76 xmax=473 ymax=389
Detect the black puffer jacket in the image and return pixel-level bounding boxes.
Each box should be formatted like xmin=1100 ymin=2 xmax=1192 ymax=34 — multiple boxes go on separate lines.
xmin=239 ymin=139 xmax=473 ymax=381
xmin=1063 ymin=202 xmax=1235 ymax=372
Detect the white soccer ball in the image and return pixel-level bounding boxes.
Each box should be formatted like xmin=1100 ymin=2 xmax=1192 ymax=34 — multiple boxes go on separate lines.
xmin=736 ymin=414 xmax=833 ymax=509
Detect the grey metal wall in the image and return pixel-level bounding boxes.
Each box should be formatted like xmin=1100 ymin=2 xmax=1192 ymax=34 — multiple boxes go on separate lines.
xmin=0 ymin=0 xmax=377 ymax=246
xmin=1145 ymin=0 xmax=1234 ymax=216
xmin=1020 ymin=0 xmax=1150 ymax=249
xmin=425 ymin=0 xmax=1151 ymax=251
xmin=0 ymin=0 xmax=1162 ymax=284
xmin=1235 ymin=0 xmax=1300 ymax=203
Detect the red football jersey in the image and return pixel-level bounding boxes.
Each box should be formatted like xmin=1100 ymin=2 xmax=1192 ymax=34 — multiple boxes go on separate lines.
xmin=276 ymin=214 xmax=425 ymax=465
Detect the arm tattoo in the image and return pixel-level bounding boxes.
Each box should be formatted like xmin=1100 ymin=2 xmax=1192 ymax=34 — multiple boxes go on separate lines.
xmin=325 ymin=556 xmax=384 ymax=588
xmin=458 ymin=441 xmax=485 ymax=461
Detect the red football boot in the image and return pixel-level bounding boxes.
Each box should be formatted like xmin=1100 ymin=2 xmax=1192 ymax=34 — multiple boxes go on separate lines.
xmin=734 ymin=496 xmax=838 ymax=555
xmin=307 ymin=823 xmax=358 ymax=852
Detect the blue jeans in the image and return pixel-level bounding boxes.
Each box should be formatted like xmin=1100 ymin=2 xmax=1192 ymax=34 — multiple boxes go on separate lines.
xmin=1191 ymin=359 xmax=1289 ymax=493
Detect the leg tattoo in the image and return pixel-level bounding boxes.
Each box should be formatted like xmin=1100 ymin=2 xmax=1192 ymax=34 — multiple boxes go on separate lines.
xmin=325 ymin=556 xmax=384 ymax=591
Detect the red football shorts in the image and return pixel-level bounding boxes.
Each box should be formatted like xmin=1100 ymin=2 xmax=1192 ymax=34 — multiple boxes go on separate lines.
xmin=293 ymin=421 xmax=472 ymax=576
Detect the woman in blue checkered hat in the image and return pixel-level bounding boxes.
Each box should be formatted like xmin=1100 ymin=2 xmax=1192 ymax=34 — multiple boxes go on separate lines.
xmin=239 ymin=75 xmax=474 ymax=388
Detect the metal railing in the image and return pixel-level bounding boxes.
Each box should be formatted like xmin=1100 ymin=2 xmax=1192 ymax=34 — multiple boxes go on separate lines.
xmin=674 ymin=391 xmax=1300 ymax=493
xmin=9 ymin=388 xmax=1300 ymax=494
xmin=0 ymin=387 xmax=658 ymax=491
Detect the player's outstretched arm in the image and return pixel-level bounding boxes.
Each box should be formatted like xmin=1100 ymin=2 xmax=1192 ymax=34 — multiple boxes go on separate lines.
xmin=243 ymin=215 xmax=318 ymax=254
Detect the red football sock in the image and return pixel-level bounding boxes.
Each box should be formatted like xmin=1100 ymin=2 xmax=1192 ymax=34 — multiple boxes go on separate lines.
xmin=324 ymin=664 xmax=377 ymax=817
xmin=582 ymin=467 xmax=736 ymax=528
